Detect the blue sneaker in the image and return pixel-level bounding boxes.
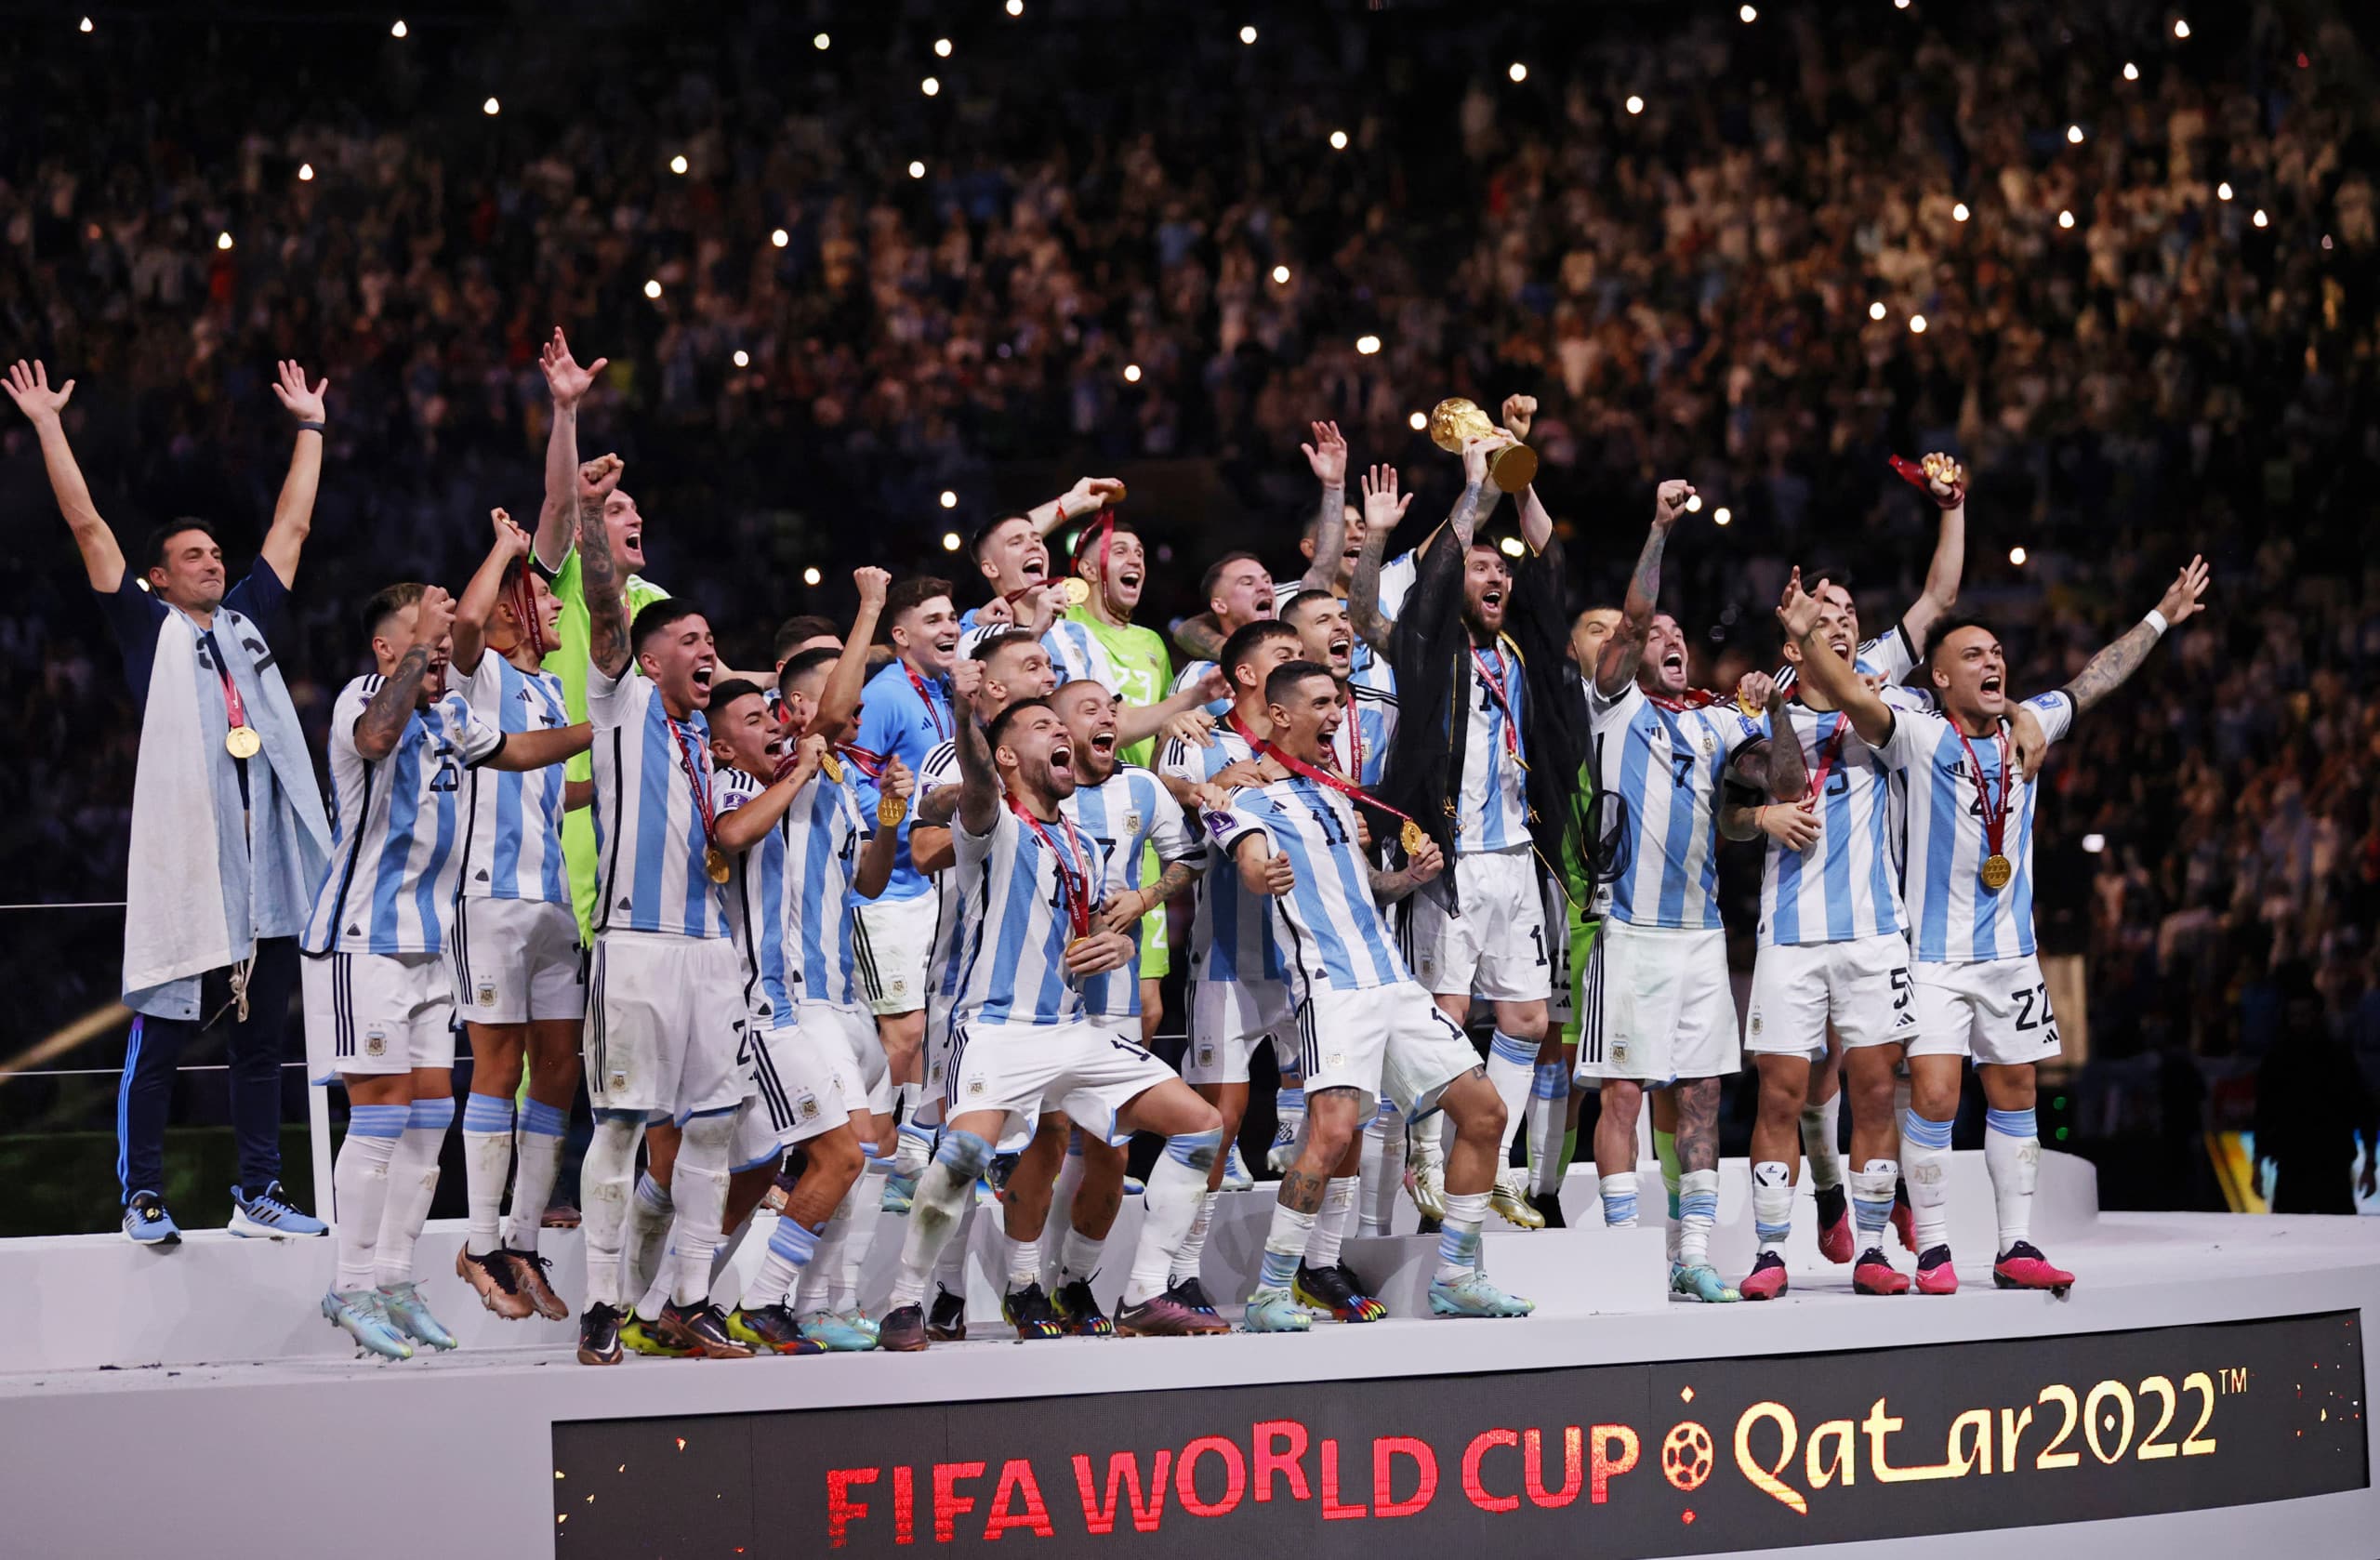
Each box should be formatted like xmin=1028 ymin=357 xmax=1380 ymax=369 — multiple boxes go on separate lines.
xmin=1428 ymin=1271 xmax=1535 ymax=1317
xmin=1671 ymin=1263 xmax=1741 ymax=1304
xmin=229 ymin=1182 xmax=327 ymax=1238
xmin=1221 ymin=1144 xmax=1253 ymax=1192
xmin=1240 ymin=1285 xmax=1312 ymax=1332
xmin=123 ymin=1191 xmax=181 ymax=1248
xmin=798 ymin=1309 xmax=879 ymax=1352
xmin=1122 ymin=1173 xmax=1145 ymax=1196
xmin=880 ymin=1173 xmax=918 ymax=1214
xmin=324 ymin=1289 xmax=413 ymax=1359
xmin=839 ymin=1307 xmax=881 ymax=1341
xmin=377 ymin=1280 xmax=459 ymax=1350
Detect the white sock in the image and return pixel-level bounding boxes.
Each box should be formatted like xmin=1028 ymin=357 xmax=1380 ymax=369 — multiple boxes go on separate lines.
xmin=1058 ymin=1225 xmax=1106 ymax=1286
xmin=666 ymin=1112 xmax=736 ymax=1308
xmin=1851 ymin=1160 xmax=1898 ymax=1249
xmin=503 ymin=1097 xmax=570 ymax=1252
xmin=1675 ymin=1168 xmax=1720 ymax=1269
xmin=1486 ymin=1031 xmax=1536 ymax=1160
xmin=1256 ymin=1201 xmax=1316 ymax=1291
xmin=1130 ymin=1132 xmax=1220 ymax=1305
xmin=746 ymin=1211 xmax=821 ymax=1311
xmin=1005 ymin=1232 xmax=1042 ymax=1291
xmin=1984 ymin=1107 xmax=2040 ymax=1252
xmin=839 ymin=1167 xmax=889 ymax=1311
xmin=1800 ymin=1094 xmax=1844 ymax=1191
xmin=1752 ymin=1160 xmax=1793 ymax=1256
xmin=1526 ymin=1062 xmax=1569 ymax=1196
xmin=332 ymin=1104 xmax=407 ymax=1292
xmin=622 ymin=1168 xmax=674 ymax=1299
xmin=1408 ymin=1115 xmax=1446 ymax=1183
xmin=374 ymin=1097 xmax=452 ymax=1289
xmin=1599 ymin=1170 xmax=1640 ymax=1229
xmin=577 ymin=1115 xmax=644 ymax=1309
xmin=889 ymin=1132 xmax=989 ymax=1310
xmin=796 ymin=1183 xmax=856 ymax=1315
xmin=1303 ymin=1175 xmax=1358 ymax=1270
xmin=459 ymin=1092 xmax=513 ymax=1259
xmin=934 ymin=1200 xmax=974 ymax=1292
xmin=1358 ymin=1104 xmax=1407 ymax=1235
xmin=1902 ymin=1110 xmax=1954 ymax=1254
xmin=1435 ymin=1189 xmax=1488 ymax=1282
xmin=891 ymin=1120 xmax=933 ymax=1181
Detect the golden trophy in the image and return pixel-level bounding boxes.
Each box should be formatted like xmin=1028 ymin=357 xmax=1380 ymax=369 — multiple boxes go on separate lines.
xmin=1429 ymin=398 xmax=1539 ymax=492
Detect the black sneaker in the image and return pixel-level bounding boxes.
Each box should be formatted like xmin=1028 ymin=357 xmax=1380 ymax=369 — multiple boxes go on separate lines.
xmin=984 ymin=1152 xmax=1021 ymax=1200
xmin=1294 ymin=1261 xmax=1387 ymax=1322
xmin=657 ymin=1299 xmax=756 ymax=1358
xmin=926 ymin=1283 xmax=968 ymax=1342
xmin=879 ymin=1302 xmax=930 ymax=1352
xmin=1415 ymin=1214 xmax=1443 ymax=1236
xmin=1526 ymin=1190 xmax=1567 ymax=1229
xmin=1168 ymin=1276 xmax=1220 ymax=1317
xmin=1001 ymin=1281 xmax=1065 ymax=1340
xmin=1053 ymin=1277 xmax=1115 ymax=1337
xmin=576 ymin=1302 xmax=625 ymax=1366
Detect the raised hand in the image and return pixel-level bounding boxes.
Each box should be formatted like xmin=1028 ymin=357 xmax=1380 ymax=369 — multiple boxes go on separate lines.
xmin=1360 ymin=463 xmax=1413 ymax=533
xmin=853 ymin=566 xmax=892 ymax=613
xmin=1654 ymin=478 xmax=1696 ymax=528
xmin=2156 ymin=555 xmax=2211 ymax=628
xmin=541 ymin=328 xmax=608 ymax=412
xmin=1461 ymin=434 xmax=1497 ymax=489
xmin=578 ymin=453 xmax=624 ymax=504
xmin=412 ymin=586 xmax=457 ymax=648
xmin=4 ymin=360 xmax=75 ymax=424
xmin=1301 ymin=420 xmax=1349 ymax=487
xmin=489 ymin=507 xmax=533 ymax=560
xmin=1777 ymin=567 xmax=1823 ymax=641
xmin=1888 ymin=451 xmax=1967 ymax=509
xmin=270 ymin=360 xmax=329 ymax=424
xmin=1066 ymin=476 xmax=1127 ymax=514
xmin=1500 ymin=394 xmax=1538 ymax=443
xmin=1737 ymin=670 xmax=1779 ymax=712
xmin=950 ymin=655 xmax=985 ymax=704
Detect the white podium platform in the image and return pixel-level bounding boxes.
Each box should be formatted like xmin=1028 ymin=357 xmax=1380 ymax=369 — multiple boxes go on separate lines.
xmin=4 ymin=1152 xmax=2377 ymax=1560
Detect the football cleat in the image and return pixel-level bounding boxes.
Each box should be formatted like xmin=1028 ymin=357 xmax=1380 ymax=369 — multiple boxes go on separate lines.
xmin=657 ymin=1300 xmax=755 ymax=1358
xmin=620 ymin=1313 xmax=694 ymax=1358
xmin=1992 ymin=1241 xmax=2075 ymax=1294
xmin=540 ymin=1200 xmax=581 ymax=1229
xmin=1854 ymin=1247 xmax=1911 ymax=1296
xmin=1168 ymin=1276 xmax=1221 ymax=1316
xmin=798 ymin=1310 xmax=879 ymax=1351
xmin=926 ymin=1283 xmax=968 ymax=1342
xmin=879 ymin=1172 xmax=919 ymax=1214
xmin=1526 ymin=1190 xmax=1567 ymax=1229
xmin=1240 ymin=1285 xmax=1314 ymax=1332
xmin=323 ymin=1289 xmax=412 ymax=1360
xmin=576 ymin=1302 xmax=625 ymax=1366
xmin=1001 ymin=1281 xmax=1066 ymax=1341
xmin=1221 ymin=1144 xmax=1254 ymax=1193
xmin=726 ymin=1303 xmax=826 ymax=1355
xmin=1115 ymin=1291 xmax=1229 ymax=1337
xmin=456 ymin=1244 xmax=535 ymax=1319
xmin=229 ymin=1182 xmax=327 ymax=1238
xmin=1670 ymin=1263 xmax=1741 ymax=1304
xmin=1428 ymin=1271 xmax=1534 ymax=1317
xmin=1121 ymin=1173 xmax=1145 ymax=1196
xmin=1265 ymin=1122 xmax=1300 ymax=1175
xmin=1739 ymin=1250 xmax=1791 ymax=1302
xmin=877 ymin=1302 xmax=931 ymax=1352
xmin=377 ymin=1281 xmax=458 ymax=1350
xmin=1814 ymin=1183 xmax=1854 ymax=1264
xmin=124 ymin=1191 xmax=181 ymax=1248
xmin=502 ymin=1249 xmax=570 ymax=1320
xmin=1491 ymin=1167 xmax=1547 ymax=1230
xmin=1891 ymin=1182 xmax=1917 ymax=1253
xmin=1053 ymin=1278 xmax=1116 ymax=1337
xmin=838 ymin=1307 xmax=880 ymax=1340
xmin=977 ymin=1151 xmax=1021 ymax=1207
xmin=1407 ymin=1160 xmax=1448 ymax=1223
xmin=1914 ymin=1246 xmax=1959 ymax=1295
xmin=1293 ymin=1261 xmax=1387 ymax=1323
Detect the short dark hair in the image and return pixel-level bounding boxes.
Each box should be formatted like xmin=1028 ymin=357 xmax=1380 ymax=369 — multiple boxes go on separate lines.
xmin=1926 ymin=616 xmax=2000 ymax=668
xmin=363 ymin=581 xmax=426 ymax=641
xmin=145 ymin=519 xmax=220 ymax=575
xmin=1069 ymin=516 xmax=1138 ymax=575
xmin=1222 ymin=618 xmax=1301 ymax=679
xmin=971 ymin=628 xmax=1042 ymax=665
xmin=1278 ymin=588 xmax=1338 ymax=628
xmin=1264 ymin=659 xmax=1337 ymax=708
xmin=985 ymin=696 xmax=1052 ymax=754
xmin=1200 ymin=550 xmax=1265 ymax=603
xmin=884 ymin=577 xmax=954 ymax=635
xmin=707 ymin=677 xmax=768 ymax=713
xmin=968 ymin=511 xmax=1036 ymax=563
xmin=632 ymin=598 xmax=707 ymax=653
xmin=778 ymin=646 xmax=840 ymax=696
xmin=773 ymin=615 xmax=840 ymax=661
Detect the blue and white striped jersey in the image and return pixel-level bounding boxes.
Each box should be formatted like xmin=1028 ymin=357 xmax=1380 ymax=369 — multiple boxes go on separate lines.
xmin=716 ymin=769 xmax=795 ymax=1029
xmin=1064 ymin=763 xmax=1195 ymax=1021
xmin=456 ymin=654 xmax=572 ymax=908
xmin=786 ymin=765 xmax=872 ymax=1010
xmin=304 ymin=675 xmax=505 ymax=956
xmin=1206 ymin=775 xmax=1409 ymax=1000
xmin=1756 ymin=702 xmax=1906 ymax=948
xmin=1170 ymin=659 xmax=1231 ymax=718
xmin=1881 ymin=692 xmax=2075 ymax=964
xmin=950 ymin=803 xmax=1109 ymax=1028
xmin=1459 ymin=639 xmax=1532 ymax=853
xmin=1588 ymin=681 xmax=1766 ymax=931
xmin=587 ymin=667 xmax=731 ymax=940
xmin=1158 ymin=723 xmax=1287 ymax=987
xmin=1042 ymin=619 xmax=1120 ymax=695
xmin=914 ymin=740 xmax=980 ymax=1045
xmin=1331 ymin=683 xmax=1398 ymax=788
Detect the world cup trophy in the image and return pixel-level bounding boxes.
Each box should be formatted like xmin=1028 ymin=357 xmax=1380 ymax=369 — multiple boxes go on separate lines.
xmin=1428 ymin=398 xmax=1539 ymax=492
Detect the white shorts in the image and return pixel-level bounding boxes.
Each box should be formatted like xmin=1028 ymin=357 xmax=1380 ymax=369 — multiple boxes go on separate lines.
xmin=854 ymin=892 xmax=936 ymax=1016
xmin=1745 ymin=933 xmax=1917 ymax=1057
xmin=451 ymin=895 xmax=583 ymax=1025
xmin=945 ymin=1016 xmax=1179 ymax=1144
xmin=1574 ymin=921 xmax=1739 ymax=1083
xmin=303 ymin=950 xmax=456 ymax=1083
xmin=800 ymin=999 xmax=892 ymax=1119
xmin=584 ymin=931 xmax=747 ymax=1119
xmin=1404 ymin=845 xmax=1553 ymax=1003
xmin=1293 ymin=981 xmax=1479 ymax=1120
xmin=1183 ymin=978 xmax=1293 ymax=1086
xmin=1906 ymin=956 xmax=2063 ymax=1067
xmin=732 ymin=1017 xmax=854 ymax=1171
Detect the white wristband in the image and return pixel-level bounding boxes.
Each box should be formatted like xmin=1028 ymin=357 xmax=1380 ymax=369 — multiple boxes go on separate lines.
xmin=2142 ymin=608 xmax=2169 ymax=638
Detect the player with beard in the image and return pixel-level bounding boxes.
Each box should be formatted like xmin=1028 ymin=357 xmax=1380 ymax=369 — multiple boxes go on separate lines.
xmin=1780 ymin=558 xmax=2210 ymax=1294
xmin=447 ymin=509 xmax=585 ymax=1324
xmin=875 ymin=695 xmax=1225 ymax=1351
xmin=302 ymin=583 xmax=588 ymax=1357
xmin=957 ymin=477 xmax=1126 ymax=638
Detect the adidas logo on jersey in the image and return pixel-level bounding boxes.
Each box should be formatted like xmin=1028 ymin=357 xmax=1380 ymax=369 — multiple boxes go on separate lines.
xmin=475 ymin=869 xmax=490 ymax=881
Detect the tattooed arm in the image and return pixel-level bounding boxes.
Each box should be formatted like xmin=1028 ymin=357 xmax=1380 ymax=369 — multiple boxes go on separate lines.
xmin=1172 ymin=614 xmax=1226 ymax=663
xmin=534 ymin=329 xmax=605 ymax=573
xmin=577 ymin=455 xmax=631 ymax=680
xmin=355 ymin=588 xmax=455 ymax=761
xmin=952 ymin=700 xmax=1002 ymax=839
xmin=1297 ymin=419 xmax=1350 ymax=591
xmin=2067 ymin=556 xmax=2211 ymax=716
xmin=1595 ymin=479 xmax=1693 ymax=697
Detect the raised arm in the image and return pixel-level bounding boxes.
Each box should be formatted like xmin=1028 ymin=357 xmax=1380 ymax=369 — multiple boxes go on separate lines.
xmin=949 ymin=657 xmax=1000 ymax=836
xmin=356 ymin=588 xmax=454 ymax=761
xmin=533 ymin=329 xmax=606 ymax=572
xmin=4 ymin=360 xmax=124 ymax=591
xmin=486 ymin=722 xmax=593 ymax=773
xmin=1778 ymin=569 xmax=1895 ymax=747
xmin=2067 ymin=556 xmax=2210 ymax=716
xmin=803 ymin=566 xmax=890 ymax=741
xmin=453 ymin=508 xmax=532 ymax=677
xmin=854 ymin=758 xmax=915 ymax=898
xmin=1027 ymin=475 xmax=1127 ymax=538
xmin=257 ymin=360 xmax=330 ymax=587
xmin=1499 ymin=397 xmax=1555 ymax=556
xmin=715 ymin=735 xmax=821 ymax=854
xmin=1295 ymin=420 xmax=1349 ymax=591
xmin=1347 ymin=463 xmax=1415 ymax=654
xmin=1595 ymin=479 xmax=1691 ymax=697
xmin=1893 ymin=452 xmax=1968 ymax=652
xmin=576 ymin=455 xmax=631 ymax=679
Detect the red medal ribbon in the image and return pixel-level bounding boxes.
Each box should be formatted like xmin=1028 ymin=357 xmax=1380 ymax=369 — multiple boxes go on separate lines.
xmin=1229 ymin=709 xmax=1426 ymax=836
xmin=1008 ymin=796 xmax=1095 ymax=939
xmin=904 ymin=664 xmax=950 ymax=740
xmin=215 ymin=655 xmax=248 ymax=733
xmin=837 ymin=742 xmax=889 ymax=781
xmin=1802 ymin=710 xmax=1848 ymax=799
xmin=1952 ymin=724 xmax=2013 ymax=862
xmin=1470 ymin=645 xmax=1523 ymax=757
xmin=1646 ymin=688 xmax=1723 ymax=712
xmin=666 ymin=713 xmax=720 ymax=853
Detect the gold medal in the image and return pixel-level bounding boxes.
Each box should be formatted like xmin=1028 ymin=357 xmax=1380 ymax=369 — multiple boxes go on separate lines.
xmin=1735 ymin=692 xmax=1762 ymax=718
xmin=878 ymin=792 xmax=908 ymax=827
xmin=224 ymin=723 xmax=262 ymax=760
xmin=1400 ymin=819 xmax=1428 ymax=855
xmin=1979 ymin=853 xmax=2013 ymax=892
xmin=821 ymin=752 xmax=843 ymax=784
xmin=705 ymin=846 xmax=732 ymax=884
xmin=1061 ymin=576 xmax=1091 ymax=607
